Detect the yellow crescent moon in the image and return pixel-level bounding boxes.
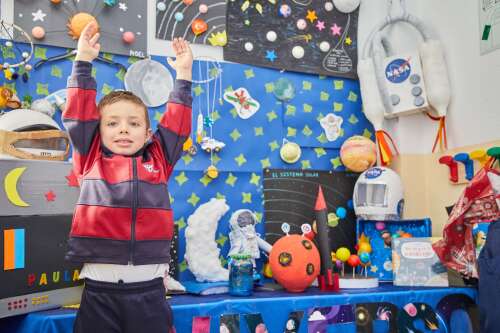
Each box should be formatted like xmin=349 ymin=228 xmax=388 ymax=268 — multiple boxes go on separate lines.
xmin=4 ymin=167 xmax=30 ymax=207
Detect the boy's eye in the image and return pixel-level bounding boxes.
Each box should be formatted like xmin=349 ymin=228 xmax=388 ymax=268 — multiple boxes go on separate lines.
xmin=130 ymin=122 xmax=140 ymax=127
xmin=107 ymin=121 xmax=117 ymax=127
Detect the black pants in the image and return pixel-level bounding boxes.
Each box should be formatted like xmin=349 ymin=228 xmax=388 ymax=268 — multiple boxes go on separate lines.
xmin=74 ymin=278 xmax=174 ymax=333
xmin=478 ymin=220 xmax=500 ymax=333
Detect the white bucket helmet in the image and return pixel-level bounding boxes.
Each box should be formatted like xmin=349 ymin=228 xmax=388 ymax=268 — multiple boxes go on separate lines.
xmin=0 ymin=109 xmax=69 ymax=161
xmin=353 ymin=166 xmax=404 ymax=220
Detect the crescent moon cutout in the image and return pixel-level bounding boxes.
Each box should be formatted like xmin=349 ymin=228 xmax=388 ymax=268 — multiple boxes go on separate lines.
xmin=4 ymin=167 xmax=30 ymax=207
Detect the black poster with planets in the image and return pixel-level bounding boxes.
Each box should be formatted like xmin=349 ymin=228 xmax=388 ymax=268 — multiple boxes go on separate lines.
xmin=263 ymin=169 xmax=358 ymax=252
xmin=224 ymin=1 xmax=358 ymax=79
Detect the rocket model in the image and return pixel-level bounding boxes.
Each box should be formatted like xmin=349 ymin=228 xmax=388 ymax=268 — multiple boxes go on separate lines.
xmin=315 ymin=186 xmax=339 ymax=292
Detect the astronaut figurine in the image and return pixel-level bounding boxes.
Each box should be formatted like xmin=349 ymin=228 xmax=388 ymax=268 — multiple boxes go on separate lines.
xmin=228 ymin=209 xmax=265 ymax=280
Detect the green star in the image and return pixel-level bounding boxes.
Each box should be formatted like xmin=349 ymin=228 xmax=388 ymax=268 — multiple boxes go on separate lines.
xmin=127 ymin=56 xmax=140 ymax=64
xmin=244 ymin=69 xmax=255 ymax=79
xmin=269 ymin=140 xmax=279 ymax=151
xmin=331 ymin=157 xmax=343 ymax=169
xmin=230 ymin=129 xmax=242 ymax=141
xmin=219 ymin=256 xmax=228 ymax=267
xmin=181 ymin=154 xmax=193 ymax=165
xmin=317 ymin=133 xmax=328 ymax=144
xmin=242 ymin=192 xmax=252 ymax=203
xmin=101 ymin=83 xmax=114 ymax=95
xmin=36 ymin=83 xmax=49 ymax=96
xmin=287 ymin=127 xmax=297 ymax=137
xmin=225 ymin=85 xmax=234 ymax=93
xmin=314 ymin=148 xmax=326 ymax=157
xmin=226 ymin=173 xmax=238 ymax=187
xmin=340 ymin=128 xmax=345 ymax=137
xmin=234 ymin=153 xmax=247 ymax=166
xmin=334 ymin=102 xmax=343 ymax=112
xmin=91 ymin=67 xmax=97 ymax=78
xmin=250 ymin=173 xmax=261 ymax=186
xmin=302 ymin=125 xmax=313 ymax=137
xmin=266 ymin=111 xmax=278 ymax=122
xmin=230 ymin=108 xmax=238 ymax=118
xmin=363 ymin=128 xmax=373 ymax=138
xmin=179 ymin=260 xmax=188 ymax=272
xmin=199 ymin=174 xmax=213 ymax=187
xmin=302 ymin=81 xmax=312 ymax=90
xmin=254 ymin=127 xmax=264 ymax=136
xmin=193 ymin=85 xmax=204 ymax=96
xmin=303 ymin=104 xmax=312 ymax=113
xmin=103 ymin=53 xmax=114 ymax=61
xmin=115 ymin=68 xmax=126 ymax=81
xmin=169 ymin=193 xmax=174 ymax=204
xmin=320 ymin=91 xmax=330 ymax=101
xmin=260 ymin=158 xmax=271 ymax=169
xmin=1 ymin=45 xmax=15 ymax=59
xmin=211 ymin=110 xmax=220 ymax=122
xmin=265 ymin=82 xmax=274 ymax=93
xmin=51 ymin=65 xmax=62 ymax=78
xmin=316 ymin=112 xmax=325 ymax=122
xmin=34 ymin=47 xmax=47 ymax=60
xmin=349 ymin=114 xmax=359 ymax=124
xmin=334 ymin=80 xmax=344 ymax=90
xmin=348 ymin=91 xmax=358 ymax=102
xmin=216 ymin=233 xmax=228 ymax=246
xmin=210 ymin=67 xmax=220 ymax=79
xmin=254 ymin=212 xmax=263 ymax=223
xmin=216 ymin=192 xmax=226 ymax=200
xmin=175 ymin=172 xmax=189 ymax=186
xmin=154 ymin=111 xmax=163 ymax=122
xmin=175 ymin=217 xmax=186 ymax=230
xmin=187 ymin=193 xmax=200 ymax=206
xmin=211 ymin=154 xmax=221 ymax=165
xmin=301 ymin=160 xmax=311 ymax=169
xmin=285 ymin=105 xmax=296 ymax=116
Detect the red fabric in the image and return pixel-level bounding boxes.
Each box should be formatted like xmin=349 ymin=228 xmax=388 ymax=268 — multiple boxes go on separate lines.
xmin=433 ymin=161 xmax=500 ymax=278
xmin=159 ymin=103 xmax=191 ymax=137
xmin=71 ymin=205 xmax=132 ymax=240
xmin=135 ymin=209 xmax=173 ymax=240
xmin=64 ymin=87 xmax=99 ymax=121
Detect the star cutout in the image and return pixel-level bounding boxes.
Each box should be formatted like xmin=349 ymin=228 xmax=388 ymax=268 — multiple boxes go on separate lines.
xmin=331 ymin=157 xmax=343 ymax=169
xmin=199 ymin=174 xmax=213 ymax=187
xmin=187 ymin=193 xmax=200 ymax=207
xmin=216 ymin=192 xmax=226 ymax=200
xmin=268 ymin=140 xmax=279 ymax=151
xmin=32 ymin=9 xmax=47 ymax=22
xmin=181 ymin=154 xmax=193 ymax=165
xmin=306 ymin=10 xmax=317 ymax=23
xmin=193 ymin=85 xmax=204 ymax=96
xmin=230 ymin=129 xmax=241 ymax=141
xmin=250 ymin=173 xmax=261 ymax=186
xmin=119 ymin=2 xmax=128 ymax=11
xmin=260 ymin=158 xmax=271 ymax=169
xmin=315 ymin=148 xmax=327 ymax=157
xmin=301 ymin=160 xmax=311 ymax=169
xmin=225 ymin=173 xmax=238 ymax=187
xmin=242 ymin=192 xmax=252 ymax=204
xmin=254 ymin=127 xmax=264 ymax=136
xmin=175 ymin=172 xmax=189 ymax=186
xmin=302 ymin=125 xmax=313 ymax=136
xmin=45 ymin=190 xmax=56 ymax=202
xmin=316 ymin=20 xmax=325 ymax=31
xmin=266 ymin=111 xmax=278 ymax=122
xmin=345 ymin=37 xmax=352 ymax=45
xmin=331 ymin=23 xmax=342 ymax=36
xmin=371 ymin=265 xmax=378 ymax=273
xmin=234 ymin=153 xmax=247 ymax=166
xmin=175 ymin=217 xmax=186 ymax=230
xmin=287 ymin=127 xmax=297 ymax=137
xmin=179 ymin=260 xmax=188 ymax=272
xmin=265 ymin=50 xmax=277 ymax=62
xmin=65 ymin=170 xmax=79 ymax=187
xmin=216 ymin=233 xmax=228 ymax=246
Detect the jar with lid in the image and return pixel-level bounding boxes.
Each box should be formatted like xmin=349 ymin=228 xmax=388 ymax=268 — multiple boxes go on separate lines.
xmin=228 ymin=254 xmax=254 ymax=296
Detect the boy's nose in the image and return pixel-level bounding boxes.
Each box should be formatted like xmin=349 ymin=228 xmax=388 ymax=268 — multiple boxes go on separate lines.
xmin=119 ymin=125 xmax=129 ymax=133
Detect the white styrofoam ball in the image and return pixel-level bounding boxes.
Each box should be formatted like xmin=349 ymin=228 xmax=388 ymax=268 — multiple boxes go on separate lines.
xmin=292 ymin=46 xmax=305 ymax=59
xmin=244 ymin=42 xmax=254 ymax=51
xmin=266 ymin=30 xmax=277 ymax=42
xmin=333 ymin=0 xmax=360 ymax=13
xmin=320 ymin=41 xmax=330 ymax=52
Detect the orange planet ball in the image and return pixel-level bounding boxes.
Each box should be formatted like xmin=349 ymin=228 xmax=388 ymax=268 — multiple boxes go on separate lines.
xmin=51 ymin=0 xmax=62 ymax=4
xmin=183 ymin=0 xmax=194 ymax=5
xmin=269 ymin=234 xmax=320 ymax=292
xmin=67 ymin=12 xmax=99 ymax=39
xmin=191 ymin=18 xmax=208 ymax=36
xmin=347 ymin=254 xmax=361 ymax=267
xmin=32 ymin=26 xmax=46 ymax=40
xmin=340 ymin=135 xmax=377 ymax=172
xmin=401 ymin=233 xmax=413 ymax=238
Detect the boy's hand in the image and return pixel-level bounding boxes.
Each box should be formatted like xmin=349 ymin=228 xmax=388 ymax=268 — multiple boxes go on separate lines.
xmin=167 ymin=37 xmax=193 ymax=82
xmin=75 ymin=22 xmax=101 ymax=62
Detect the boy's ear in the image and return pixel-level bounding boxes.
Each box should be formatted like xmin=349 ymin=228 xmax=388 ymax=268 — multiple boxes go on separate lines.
xmin=146 ymin=128 xmax=153 ymax=141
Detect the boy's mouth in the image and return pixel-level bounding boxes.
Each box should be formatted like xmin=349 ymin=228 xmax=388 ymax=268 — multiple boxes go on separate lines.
xmin=114 ymin=139 xmax=133 ymax=146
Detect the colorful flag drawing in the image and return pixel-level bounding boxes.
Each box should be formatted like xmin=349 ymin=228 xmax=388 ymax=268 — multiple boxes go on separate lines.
xmin=4 ymin=229 xmax=25 ymax=270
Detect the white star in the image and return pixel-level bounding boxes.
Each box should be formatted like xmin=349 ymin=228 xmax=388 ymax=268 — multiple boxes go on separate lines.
xmin=32 ymin=9 xmax=47 ymax=22
xmin=119 ymin=3 xmax=128 ymax=11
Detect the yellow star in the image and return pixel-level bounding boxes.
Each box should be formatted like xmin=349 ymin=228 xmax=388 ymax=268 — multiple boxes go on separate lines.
xmin=226 ymin=173 xmax=238 ymax=187
xmin=250 ymin=173 xmax=261 ymax=186
xmin=242 ymin=192 xmax=252 ymax=204
xmin=345 ymin=37 xmax=352 ymax=45
xmin=306 ymin=10 xmax=317 ymax=23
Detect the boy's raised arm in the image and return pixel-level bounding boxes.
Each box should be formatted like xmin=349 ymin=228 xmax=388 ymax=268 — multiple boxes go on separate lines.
xmin=155 ymin=38 xmax=193 ymax=171
xmin=62 ymin=22 xmax=101 ymax=178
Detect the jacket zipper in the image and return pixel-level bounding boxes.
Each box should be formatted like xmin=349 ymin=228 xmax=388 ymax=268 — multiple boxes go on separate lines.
xmin=130 ymin=157 xmax=138 ymax=264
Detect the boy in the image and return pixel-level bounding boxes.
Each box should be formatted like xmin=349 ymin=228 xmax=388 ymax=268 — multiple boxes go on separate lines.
xmin=62 ymin=22 xmax=193 ymax=333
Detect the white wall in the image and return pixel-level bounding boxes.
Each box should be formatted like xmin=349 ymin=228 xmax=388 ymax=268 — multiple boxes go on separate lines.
xmin=359 ymin=0 xmax=499 ymax=153
xmin=3 ymin=0 xmax=499 ymax=153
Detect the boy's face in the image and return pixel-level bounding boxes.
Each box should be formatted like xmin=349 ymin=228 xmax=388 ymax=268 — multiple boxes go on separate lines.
xmin=100 ymin=100 xmax=152 ymax=156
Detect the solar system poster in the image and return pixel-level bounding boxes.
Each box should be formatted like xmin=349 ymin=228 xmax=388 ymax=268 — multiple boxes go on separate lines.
xmin=0 ymin=215 xmax=83 ymax=300
xmin=14 ymin=0 xmax=147 ymax=57
xmin=263 ymin=169 xmax=359 ymax=252
xmin=224 ymin=1 xmax=359 ymax=79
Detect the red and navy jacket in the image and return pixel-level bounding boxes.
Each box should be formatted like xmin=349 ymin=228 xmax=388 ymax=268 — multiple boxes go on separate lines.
xmin=63 ymin=61 xmax=192 ymax=265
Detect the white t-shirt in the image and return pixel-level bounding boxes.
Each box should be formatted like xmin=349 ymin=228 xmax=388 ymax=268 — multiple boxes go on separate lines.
xmin=79 ymin=263 xmax=168 ymax=283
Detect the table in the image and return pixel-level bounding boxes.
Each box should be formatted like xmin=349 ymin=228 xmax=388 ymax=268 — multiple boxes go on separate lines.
xmin=0 ymin=285 xmax=477 ymax=333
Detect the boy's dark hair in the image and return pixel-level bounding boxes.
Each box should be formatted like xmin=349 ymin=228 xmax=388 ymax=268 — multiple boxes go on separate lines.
xmin=97 ymin=90 xmax=150 ymax=128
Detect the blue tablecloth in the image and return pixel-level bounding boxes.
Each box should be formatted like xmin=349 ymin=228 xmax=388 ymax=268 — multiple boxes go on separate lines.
xmin=0 ymin=284 xmax=477 ymax=333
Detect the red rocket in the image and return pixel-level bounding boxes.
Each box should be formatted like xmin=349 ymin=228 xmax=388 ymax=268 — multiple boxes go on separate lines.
xmin=315 ymin=185 xmax=339 ymax=292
